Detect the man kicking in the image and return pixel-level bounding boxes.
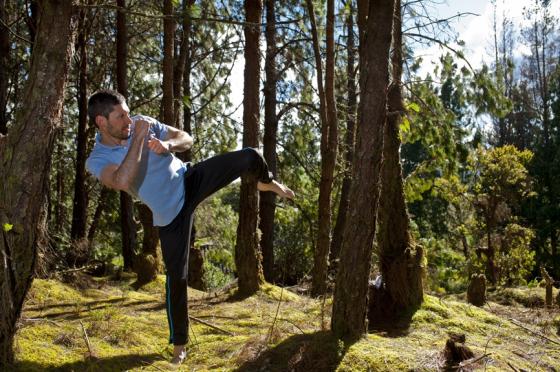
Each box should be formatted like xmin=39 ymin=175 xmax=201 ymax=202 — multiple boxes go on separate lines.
xmin=85 ymin=89 xmax=294 ymax=364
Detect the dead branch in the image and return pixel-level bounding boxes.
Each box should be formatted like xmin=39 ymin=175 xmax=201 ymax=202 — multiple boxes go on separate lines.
xmin=457 ymin=353 xmax=491 ymax=369
xmin=79 ymin=321 xmax=96 ymax=359
xmin=508 ymin=318 xmax=560 ymax=346
xmin=266 ymin=287 xmax=284 ymax=344
xmin=189 ymin=315 xmax=234 ymax=336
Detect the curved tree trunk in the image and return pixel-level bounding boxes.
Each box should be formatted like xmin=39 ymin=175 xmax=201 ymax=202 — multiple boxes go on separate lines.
xmin=330 ymin=3 xmax=357 ymax=272
xmin=331 ymin=0 xmax=395 ymax=341
xmin=369 ymin=0 xmax=423 ymax=329
xmin=236 ymin=0 xmax=264 ymax=296
xmin=259 ymin=0 xmax=278 ymax=283
xmin=0 ymin=0 xmax=76 ymax=365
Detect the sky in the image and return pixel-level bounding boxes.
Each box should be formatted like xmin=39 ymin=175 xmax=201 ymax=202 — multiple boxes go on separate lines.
xmin=431 ymin=0 xmax=560 ymax=69
xmin=227 ymin=0 xmax=560 ymax=125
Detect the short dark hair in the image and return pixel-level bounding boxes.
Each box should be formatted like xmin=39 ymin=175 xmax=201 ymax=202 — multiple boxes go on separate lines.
xmin=88 ymin=89 xmax=126 ymax=127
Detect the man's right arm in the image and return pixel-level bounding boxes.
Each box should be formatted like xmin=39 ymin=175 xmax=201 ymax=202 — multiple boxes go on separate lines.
xmin=99 ymin=120 xmax=150 ymax=192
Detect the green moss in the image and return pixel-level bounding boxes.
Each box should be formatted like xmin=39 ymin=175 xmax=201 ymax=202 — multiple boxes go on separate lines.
xmin=13 ymin=278 xmax=560 ymax=371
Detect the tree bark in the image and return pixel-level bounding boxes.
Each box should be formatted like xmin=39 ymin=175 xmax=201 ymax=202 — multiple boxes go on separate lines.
xmin=309 ymin=0 xmax=338 ymax=297
xmin=0 ymin=0 xmax=76 ymax=365
xmin=162 ymin=0 xmax=174 ymax=126
xmin=331 ymin=0 xmax=395 ymax=341
xmin=116 ymin=0 xmax=136 ymax=271
xmin=173 ymin=0 xmax=195 ymax=131
xmin=0 ymin=0 xmax=9 ymax=135
xmin=236 ymin=0 xmax=264 ymax=296
xmin=134 ymin=204 xmax=160 ymax=287
xmin=70 ymin=9 xmax=90 ymax=244
xmin=87 ymin=187 xmax=110 ymax=243
xmin=330 ymin=3 xmax=357 ymax=272
xmin=368 ymin=0 xmax=423 ymax=328
xmin=259 ymin=0 xmax=278 ymax=283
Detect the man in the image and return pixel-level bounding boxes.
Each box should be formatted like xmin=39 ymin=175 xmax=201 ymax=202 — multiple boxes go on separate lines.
xmin=85 ymin=89 xmax=294 ymax=364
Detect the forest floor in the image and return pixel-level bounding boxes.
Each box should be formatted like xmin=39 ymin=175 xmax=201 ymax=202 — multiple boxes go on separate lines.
xmin=10 ymin=272 xmax=560 ymax=371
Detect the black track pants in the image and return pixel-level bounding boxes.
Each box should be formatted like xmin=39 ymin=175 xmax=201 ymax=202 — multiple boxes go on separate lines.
xmin=158 ymin=148 xmax=273 ymax=345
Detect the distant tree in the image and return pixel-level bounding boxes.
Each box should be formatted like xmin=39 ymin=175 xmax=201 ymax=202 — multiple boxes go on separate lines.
xmin=471 ymin=145 xmax=534 ymax=285
xmin=331 ymin=0 xmax=395 ymax=340
xmin=0 ymin=0 xmax=76 ymax=364
xmin=236 ymin=0 xmax=264 ymax=295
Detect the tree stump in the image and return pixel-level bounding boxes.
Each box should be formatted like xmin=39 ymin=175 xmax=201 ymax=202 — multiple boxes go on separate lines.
xmin=467 ymin=274 xmax=486 ymax=307
xmin=541 ymin=266 xmax=553 ymax=309
xmin=444 ymin=333 xmax=475 ymax=368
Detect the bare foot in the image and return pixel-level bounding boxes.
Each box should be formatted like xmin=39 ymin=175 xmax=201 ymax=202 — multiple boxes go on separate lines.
xmin=170 ymin=345 xmax=186 ymax=364
xmin=257 ymin=180 xmax=295 ymax=199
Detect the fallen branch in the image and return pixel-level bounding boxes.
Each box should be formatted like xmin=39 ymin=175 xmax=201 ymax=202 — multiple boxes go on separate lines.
xmin=79 ymin=321 xmax=96 ymax=359
xmin=457 ymin=353 xmax=491 ymax=368
xmin=508 ymin=318 xmax=560 ymax=346
xmin=506 ymin=361 xmax=519 ymax=372
xmin=21 ymin=317 xmax=61 ymax=327
xmin=189 ymin=315 xmax=234 ymax=336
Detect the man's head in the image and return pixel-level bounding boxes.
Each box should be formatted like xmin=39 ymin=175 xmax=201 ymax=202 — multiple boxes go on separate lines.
xmin=88 ymin=89 xmax=132 ymax=141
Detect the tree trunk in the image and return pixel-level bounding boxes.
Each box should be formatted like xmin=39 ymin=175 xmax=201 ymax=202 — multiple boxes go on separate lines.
xmin=116 ymin=0 xmax=136 ymax=271
xmin=162 ymin=0 xmax=174 ymax=126
xmin=330 ymin=3 xmax=357 ymax=272
xmin=331 ymin=0 xmax=395 ymax=341
xmin=87 ymin=187 xmax=110 ymax=243
xmin=236 ymin=0 xmax=264 ymax=296
xmin=70 ymin=9 xmax=89 ymax=245
xmin=368 ymin=0 xmax=423 ymax=329
xmin=173 ymin=0 xmax=195 ymax=130
xmin=0 ymin=0 xmax=9 ymax=135
xmin=309 ymin=0 xmax=338 ymax=297
xmin=0 ymin=0 xmax=76 ymax=365
xmin=134 ymin=204 xmax=160 ymax=287
xmin=259 ymin=0 xmax=278 ymax=283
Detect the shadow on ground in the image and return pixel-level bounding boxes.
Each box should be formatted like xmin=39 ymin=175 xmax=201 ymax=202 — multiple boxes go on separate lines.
xmin=236 ymin=331 xmax=349 ymax=372
xmin=12 ymin=352 xmax=162 ymax=372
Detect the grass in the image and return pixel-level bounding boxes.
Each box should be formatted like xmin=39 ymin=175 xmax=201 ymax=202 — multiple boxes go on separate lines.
xmin=11 ymin=274 xmax=560 ymax=371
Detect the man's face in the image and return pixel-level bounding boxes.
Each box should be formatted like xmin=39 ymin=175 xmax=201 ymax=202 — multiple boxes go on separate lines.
xmin=100 ymin=102 xmax=133 ymax=140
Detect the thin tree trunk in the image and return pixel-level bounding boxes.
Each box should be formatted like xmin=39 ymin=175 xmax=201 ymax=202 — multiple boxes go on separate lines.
xmin=162 ymin=0 xmax=174 ymax=126
xmin=331 ymin=0 xmax=395 ymax=341
xmin=0 ymin=0 xmax=76 ymax=364
xmin=330 ymin=3 xmax=356 ymax=271
xmin=87 ymin=187 xmax=110 ymax=243
xmin=259 ymin=0 xmax=278 ymax=283
xmin=134 ymin=204 xmax=160 ymax=286
xmin=369 ymin=0 xmax=423 ymax=328
xmin=70 ymin=9 xmax=89 ymax=244
xmin=0 ymin=0 xmax=9 ymax=135
xmin=116 ymin=0 xmax=136 ymax=271
xmin=173 ymin=0 xmax=195 ymax=130
xmin=309 ymin=0 xmax=338 ymax=297
xmin=236 ymin=0 xmax=264 ymax=296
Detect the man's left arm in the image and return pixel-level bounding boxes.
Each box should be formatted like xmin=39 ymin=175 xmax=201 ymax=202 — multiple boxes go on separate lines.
xmin=148 ymin=125 xmax=193 ymax=154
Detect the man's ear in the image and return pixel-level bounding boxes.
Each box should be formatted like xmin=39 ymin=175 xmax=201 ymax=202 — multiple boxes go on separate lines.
xmin=95 ymin=115 xmax=107 ymax=129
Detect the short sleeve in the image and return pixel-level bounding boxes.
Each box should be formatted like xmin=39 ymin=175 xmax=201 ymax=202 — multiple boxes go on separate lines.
xmin=132 ymin=115 xmax=168 ymax=140
xmin=152 ymin=120 xmax=169 ymax=140
xmin=86 ymin=154 xmax=110 ymax=180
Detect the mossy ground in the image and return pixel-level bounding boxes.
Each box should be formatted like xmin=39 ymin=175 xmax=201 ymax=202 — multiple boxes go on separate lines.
xmin=12 ymin=275 xmax=560 ymax=371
